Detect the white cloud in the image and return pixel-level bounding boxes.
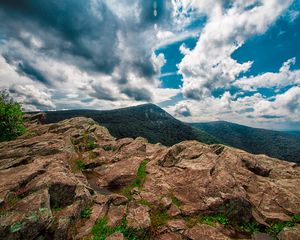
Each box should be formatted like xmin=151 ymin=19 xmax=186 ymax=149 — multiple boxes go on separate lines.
xmin=234 ymin=58 xmax=300 ymax=91
xmin=177 ymin=0 xmax=292 ymax=100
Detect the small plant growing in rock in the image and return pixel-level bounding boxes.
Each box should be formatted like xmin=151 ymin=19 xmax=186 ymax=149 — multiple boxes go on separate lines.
xmin=120 ymin=160 xmax=148 ymax=199
xmin=10 ymin=221 xmax=25 ymax=233
xmin=87 ymin=140 xmax=96 ymax=150
xmin=80 ymin=207 xmax=92 ymax=218
xmin=92 ymin=217 xmax=145 ymax=240
xmin=171 ymin=196 xmax=182 ymax=207
xmin=76 ymin=159 xmax=86 ymax=171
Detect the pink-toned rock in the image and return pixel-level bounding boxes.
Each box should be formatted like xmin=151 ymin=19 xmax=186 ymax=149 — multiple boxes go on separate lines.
xmin=158 ymin=232 xmax=183 ymax=240
xmin=161 ymin=197 xmax=172 ymax=209
xmin=167 ymin=219 xmax=186 ymax=232
xmin=184 ymin=224 xmax=229 ymax=240
xmin=126 ymin=202 xmax=151 ymax=229
xmin=277 ymin=224 xmax=300 ymax=240
xmin=106 ymin=205 xmax=127 ymax=227
xmin=106 ymin=232 xmax=124 ymax=240
xmin=167 ymin=204 xmax=181 ymax=217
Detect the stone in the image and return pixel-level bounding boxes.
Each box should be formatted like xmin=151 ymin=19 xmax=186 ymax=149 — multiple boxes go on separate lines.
xmin=126 ymin=203 xmax=151 ymax=229
xmin=184 ymin=224 xmax=229 ymax=240
xmin=166 ymin=219 xmax=186 ymax=232
xmin=106 ymin=205 xmax=127 ymax=227
xmin=277 ymin=224 xmax=300 ymax=240
xmin=1 ymin=116 xmax=300 ymax=240
xmin=106 ymin=232 xmax=124 ymax=240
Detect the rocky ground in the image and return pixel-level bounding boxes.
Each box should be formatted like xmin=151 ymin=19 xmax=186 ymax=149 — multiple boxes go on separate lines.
xmin=0 ymin=114 xmax=300 ymax=240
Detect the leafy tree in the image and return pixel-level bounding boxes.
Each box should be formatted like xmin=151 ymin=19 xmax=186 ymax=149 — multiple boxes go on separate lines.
xmin=0 ymin=90 xmax=26 ymax=141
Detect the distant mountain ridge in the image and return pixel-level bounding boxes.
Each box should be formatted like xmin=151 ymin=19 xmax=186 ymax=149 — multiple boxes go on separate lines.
xmin=191 ymin=121 xmax=300 ymax=164
xmin=39 ymin=104 xmax=220 ymax=146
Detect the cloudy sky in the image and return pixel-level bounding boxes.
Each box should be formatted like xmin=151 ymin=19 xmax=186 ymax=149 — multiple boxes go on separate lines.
xmin=0 ymin=0 xmax=300 ymax=130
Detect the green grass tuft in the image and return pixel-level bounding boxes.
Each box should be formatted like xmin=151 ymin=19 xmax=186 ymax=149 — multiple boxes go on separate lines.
xmin=92 ymin=217 xmax=148 ymax=240
xmin=171 ymin=196 xmax=181 ymax=207
xmin=149 ymin=208 xmax=169 ymax=228
xmin=80 ymin=207 xmax=92 ymax=219
xmin=76 ymin=159 xmax=86 ymax=171
xmin=120 ymin=160 xmax=148 ymax=199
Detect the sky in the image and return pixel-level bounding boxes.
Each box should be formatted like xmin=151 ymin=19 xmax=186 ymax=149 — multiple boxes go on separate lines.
xmin=0 ymin=0 xmax=300 ymax=130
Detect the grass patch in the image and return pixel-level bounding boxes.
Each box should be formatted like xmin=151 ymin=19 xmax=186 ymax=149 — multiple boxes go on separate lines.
xmin=10 ymin=221 xmax=25 ymax=233
xmin=183 ymin=214 xmax=229 ymax=228
xmin=138 ymin=199 xmax=152 ymax=207
xmin=92 ymin=217 xmax=148 ymax=240
xmin=76 ymin=159 xmax=86 ymax=171
xmin=171 ymin=196 xmax=181 ymax=207
xmin=149 ymin=208 xmax=169 ymax=228
xmin=87 ymin=140 xmax=96 ymax=150
xmin=239 ymin=221 xmax=261 ymax=234
xmin=80 ymin=207 xmax=92 ymax=219
xmin=120 ymin=160 xmax=148 ymax=200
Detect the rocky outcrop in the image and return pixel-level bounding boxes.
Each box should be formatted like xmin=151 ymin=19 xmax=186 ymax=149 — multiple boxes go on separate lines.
xmin=0 ymin=117 xmax=299 ymax=240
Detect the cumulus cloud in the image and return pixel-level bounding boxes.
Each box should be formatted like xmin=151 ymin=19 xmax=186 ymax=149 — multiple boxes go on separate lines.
xmin=177 ymin=0 xmax=292 ymax=100
xmin=0 ymin=0 xmax=177 ymax=109
xmin=234 ymin=57 xmax=300 ymax=91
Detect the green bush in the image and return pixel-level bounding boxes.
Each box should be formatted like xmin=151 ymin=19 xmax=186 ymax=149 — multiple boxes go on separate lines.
xmin=0 ymin=90 xmax=25 ymax=141
xmin=80 ymin=207 xmax=92 ymax=218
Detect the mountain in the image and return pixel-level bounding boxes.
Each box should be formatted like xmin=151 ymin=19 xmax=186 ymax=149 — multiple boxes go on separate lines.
xmin=1 ymin=115 xmax=300 ymax=239
xmin=190 ymin=121 xmax=300 ymax=164
xmin=39 ymin=103 xmax=220 ymax=146
xmin=283 ymin=131 xmax=300 ymax=137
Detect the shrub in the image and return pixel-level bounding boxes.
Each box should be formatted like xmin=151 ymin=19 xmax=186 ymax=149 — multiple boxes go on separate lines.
xmin=80 ymin=207 xmax=92 ymax=218
xmin=0 ymin=90 xmax=26 ymax=141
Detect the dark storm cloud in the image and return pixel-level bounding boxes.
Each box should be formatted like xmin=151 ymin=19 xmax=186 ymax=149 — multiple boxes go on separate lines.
xmin=3 ymin=54 xmax=50 ymax=85
xmin=0 ymin=0 xmax=119 ymax=74
xmin=0 ymin=0 xmax=173 ymax=102
xmin=122 ymin=87 xmax=152 ymax=102
xmin=90 ymin=84 xmax=118 ymax=101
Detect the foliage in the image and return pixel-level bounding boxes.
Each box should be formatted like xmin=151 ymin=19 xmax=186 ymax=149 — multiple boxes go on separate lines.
xmin=120 ymin=160 xmax=148 ymax=199
xmin=191 ymin=121 xmax=300 ymax=164
xmin=149 ymin=207 xmax=169 ymax=228
xmin=87 ymin=140 xmax=96 ymax=150
xmin=184 ymin=214 xmax=229 ymax=228
xmin=76 ymin=159 xmax=86 ymax=171
xmin=39 ymin=104 xmax=221 ymax=147
xmin=239 ymin=221 xmax=261 ymax=234
xmin=92 ymin=217 xmax=148 ymax=240
xmin=10 ymin=221 xmax=25 ymax=233
xmin=0 ymin=90 xmax=26 ymax=141
xmin=171 ymin=196 xmax=182 ymax=207
xmin=80 ymin=207 xmax=92 ymax=219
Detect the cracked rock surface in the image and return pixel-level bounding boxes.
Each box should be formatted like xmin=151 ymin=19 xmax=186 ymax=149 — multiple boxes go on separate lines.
xmin=0 ymin=115 xmax=299 ymax=239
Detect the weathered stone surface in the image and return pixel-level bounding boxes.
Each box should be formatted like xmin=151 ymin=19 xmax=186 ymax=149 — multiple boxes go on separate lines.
xmin=166 ymin=219 xmax=186 ymax=232
xmin=126 ymin=202 xmax=151 ymax=229
xmin=184 ymin=224 xmax=230 ymax=240
xmin=1 ymin=116 xmax=300 ymax=240
xmin=277 ymin=224 xmax=300 ymax=240
xmin=106 ymin=205 xmax=127 ymax=227
xmin=158 ymin=232 xmax=183 ymax=240
xmin=252 ymin=232 xmax=273 ymax=240
xmin=106 ymin=232 xmax=124 ymax=240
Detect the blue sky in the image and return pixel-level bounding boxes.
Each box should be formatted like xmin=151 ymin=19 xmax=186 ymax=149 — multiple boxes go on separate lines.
xmin=0 ymin=0 xmax=300 ymax=130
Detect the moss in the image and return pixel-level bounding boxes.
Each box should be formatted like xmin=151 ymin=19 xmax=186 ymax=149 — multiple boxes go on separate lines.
xmin=80 ymin=207 xmax=92 ymax=219
xmin=138 ymin=199 xmax=152 ymax=207
xmin=239 ymin=221 xmax=261 ymax=234
xmin=10 ymin=221 xmax=25 ymax=233
xmin=120 ymin=160 xmax=148 ymax=200
xmin=92 ymin=217 xmax=148 ymax=240
xmin=87 ymin=140 xmax=96 ymax=150
xmin=149 ymin=208 xmax=169 ymax=228
xmin=76 ymin=159 xmax=86 ymax=171
xmin=183 ymin=214 xmax=229 ymax=228
xmin=171 ymin=196 xmax=182 ymax=207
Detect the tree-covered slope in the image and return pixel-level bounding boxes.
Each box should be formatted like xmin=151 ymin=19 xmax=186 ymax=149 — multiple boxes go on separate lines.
xmin=191 ymin=121 xmax=300 ymax=164
xmin=40 ymin=104 xmax=220 ymax=146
